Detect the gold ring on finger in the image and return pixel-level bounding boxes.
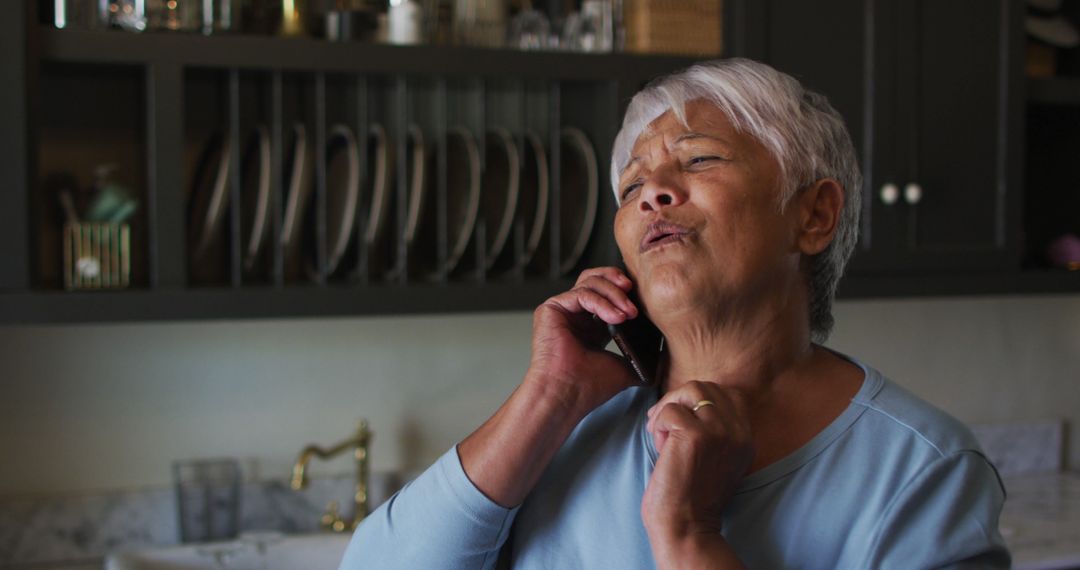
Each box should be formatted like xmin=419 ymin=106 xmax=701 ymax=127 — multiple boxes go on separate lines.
xmin=691 ymin=400 xmax=715 ymax=413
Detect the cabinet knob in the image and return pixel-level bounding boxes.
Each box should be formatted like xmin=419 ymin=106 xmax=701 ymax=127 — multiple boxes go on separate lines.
xmin=880 ymin=183 xmax=899 ymax=205
xmin=904 ymin=182 xmax=923 ymax=204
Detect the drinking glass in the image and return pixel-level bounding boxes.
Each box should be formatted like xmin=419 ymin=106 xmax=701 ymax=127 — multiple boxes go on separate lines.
xmin=201 ymin=0 xmax=239 ymax=34
xmin=174 ymin=458 xmax=242 ymax=543
xmin=109 ymin=0 xmax=149 ymax=31
xmin=508 ymin=6 xmax=550 ymax=50
xmin=52 ymin=0 xmax=109 ymax=29
xmin=562 ymin=0 xmax=613 ymax=52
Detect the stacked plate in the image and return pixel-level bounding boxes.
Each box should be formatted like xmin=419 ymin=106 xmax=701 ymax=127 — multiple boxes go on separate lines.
xmin=188 ymin=127 xmax=274 ymax=283
xmin=187 ymin=123 xmax=599 ymax=283
xmin=531 ymin=127 xmax=599 ymax=276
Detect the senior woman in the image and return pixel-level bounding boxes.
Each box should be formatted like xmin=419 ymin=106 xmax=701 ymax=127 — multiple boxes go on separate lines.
xmin=339 ymin=59 xmax=1009 ymax=569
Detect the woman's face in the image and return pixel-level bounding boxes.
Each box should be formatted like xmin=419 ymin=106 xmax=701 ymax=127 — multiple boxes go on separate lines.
xmin=614 ymin=99 xmax=803 ymax=321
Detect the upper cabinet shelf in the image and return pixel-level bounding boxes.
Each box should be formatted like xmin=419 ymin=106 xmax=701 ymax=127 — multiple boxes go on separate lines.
xmin=38 ymin=28 xmax=700 ymax=82
xmin=6 ymin=2 xmax=1077 ymax=326
xmin=0 ymin=279 xmax=575 ymax=325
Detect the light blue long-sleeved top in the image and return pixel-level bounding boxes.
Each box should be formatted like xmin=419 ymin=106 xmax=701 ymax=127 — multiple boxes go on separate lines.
xmin=340 ymin=359 xmax=1010 ymax=569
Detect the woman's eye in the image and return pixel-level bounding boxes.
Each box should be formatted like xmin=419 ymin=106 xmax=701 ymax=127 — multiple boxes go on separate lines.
xmin=688 ymin=155 xmax=720 ymax=166
xmin=620 ymin=182 xmax=643 ymax=201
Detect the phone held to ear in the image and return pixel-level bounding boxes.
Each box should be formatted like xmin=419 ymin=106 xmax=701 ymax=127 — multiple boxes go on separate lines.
xmin=608 ymin=313 xmax=663 ymax=387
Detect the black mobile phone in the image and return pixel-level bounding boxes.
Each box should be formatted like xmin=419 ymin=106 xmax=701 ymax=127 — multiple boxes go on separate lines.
xmin=608 ymin=313 xmax=663 ymax=386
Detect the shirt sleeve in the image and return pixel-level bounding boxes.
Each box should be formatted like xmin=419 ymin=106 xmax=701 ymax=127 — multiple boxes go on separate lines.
xmin=864 ymin=450 xmax=1011 ymax=569
xmin=338 ymin=446 xmax=519 ymax=570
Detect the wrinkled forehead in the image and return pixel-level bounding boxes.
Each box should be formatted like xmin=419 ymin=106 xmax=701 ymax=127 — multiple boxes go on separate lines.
xmin=628 ymin=99 xmax=737 ymax=155
xmin=611 ymin=88 xmax=743 ymax=200
xmin=628 ymin=109 xmax=683 ymax=152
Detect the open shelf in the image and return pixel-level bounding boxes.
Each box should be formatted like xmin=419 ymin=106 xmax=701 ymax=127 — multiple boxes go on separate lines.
xmin=0 ymin=279 xmax=573 ymax=324
xmin=19 ymin=26 xmax=647 ymax=324
xmin=38 ymin=28 xmax=700 ymax=82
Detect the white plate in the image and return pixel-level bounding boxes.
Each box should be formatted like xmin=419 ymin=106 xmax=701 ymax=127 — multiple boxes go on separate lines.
xmin=325 ymin=124 xmax=361 ymax=275
xmin=445 ymin=126 xmax=482 ymax=273
xmin=241 ymin=125 xmax=271 ymax=272
xmin=481 ymin=127 xmax=521 ymax=270
xmin=382 ymin=125 xmax=428 ymax=280
xmin=363 ymin=123 xmax=393 ymax=248
xmin=518 ymin=130 xmax=549 ymax=268
xmin=411 ymin=126 xmax=489 ymax=278
xmin=190 ymin=131 xmax=231 ymax=264
xmin=558 ymin=127 xmax=598 ymax=275
xmin=402 ymin=124 xmax=428 ymax=247
xmin=280 ymin=123 xmax=312 ymax=279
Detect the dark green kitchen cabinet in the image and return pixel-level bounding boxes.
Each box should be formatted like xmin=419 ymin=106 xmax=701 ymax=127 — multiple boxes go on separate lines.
xmin=756 ymin=0 xmax=1025 ymax=276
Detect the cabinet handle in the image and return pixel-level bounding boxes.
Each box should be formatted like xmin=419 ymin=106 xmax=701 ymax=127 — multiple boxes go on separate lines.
xmin=880 ymin=183 xmax=899 ymax=205
xmin=903 ymin=182 xmax=923 ymax=205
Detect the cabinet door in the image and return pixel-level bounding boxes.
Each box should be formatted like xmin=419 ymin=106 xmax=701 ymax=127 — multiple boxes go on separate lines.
xmin=854 ymin=0 xmax=1019 ymax=273
xmin=765 ymin=0 xmax=866 ymax=153
xmin=750 ymin=0 xmax=1021 ymax=275
xmin=762 ymin=0 xmax=901 ymax=272
xmin=893 ymin=0 xmax=1021 ymax=271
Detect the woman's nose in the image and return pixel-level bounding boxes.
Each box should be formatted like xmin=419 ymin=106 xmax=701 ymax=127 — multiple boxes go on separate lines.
xmin=638 ymin=167 xmax=687 ymax=211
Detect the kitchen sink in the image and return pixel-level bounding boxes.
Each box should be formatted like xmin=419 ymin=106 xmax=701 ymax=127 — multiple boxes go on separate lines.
xmin=105 ymin=532 xmax=351 ymax=570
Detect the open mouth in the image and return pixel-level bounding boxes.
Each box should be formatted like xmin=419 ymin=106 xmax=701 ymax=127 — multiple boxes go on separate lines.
xmin=640 ymin=221 xmax=693 ymax=253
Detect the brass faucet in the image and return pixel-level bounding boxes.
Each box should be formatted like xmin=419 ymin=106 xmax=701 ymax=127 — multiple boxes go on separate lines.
xmin=291 ymin=419 xmax=372 ymax=532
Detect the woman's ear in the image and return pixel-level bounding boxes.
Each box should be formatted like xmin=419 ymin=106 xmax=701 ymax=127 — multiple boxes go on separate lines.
xmin=796 ymin=179 xmax=844 ymax=256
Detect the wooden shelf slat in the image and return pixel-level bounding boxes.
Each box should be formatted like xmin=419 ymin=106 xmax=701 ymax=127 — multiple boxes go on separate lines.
xmin=3 ymin=271 xmax=1078 ymax=325
xmin=0 ymin=280 xmax=572 ymax=324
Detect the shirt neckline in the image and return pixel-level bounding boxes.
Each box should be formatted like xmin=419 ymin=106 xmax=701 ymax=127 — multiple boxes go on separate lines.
xmin=640 ymin=353 xmax=884 ymax=493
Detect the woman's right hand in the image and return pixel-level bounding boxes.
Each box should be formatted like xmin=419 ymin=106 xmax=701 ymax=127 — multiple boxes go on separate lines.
xmin=457 ymin=266 xmax=644 ymax=507
xmin=526 ymin=266 xmax=644 ymax=415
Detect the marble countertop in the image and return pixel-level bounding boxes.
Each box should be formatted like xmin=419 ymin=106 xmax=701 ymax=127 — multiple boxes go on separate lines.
xmin=1001 ymin=471 xmax=1080 ymax=570
xmin=1 ymin=419 xmax=1072 ymax=569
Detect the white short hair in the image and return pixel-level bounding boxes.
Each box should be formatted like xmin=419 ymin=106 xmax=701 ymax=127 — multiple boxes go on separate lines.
xmin=610 ymin=58 xmax=862 ymax=343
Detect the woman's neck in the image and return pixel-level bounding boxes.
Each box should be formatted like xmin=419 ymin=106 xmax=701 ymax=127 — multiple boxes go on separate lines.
xmin=648 ymin=284 xmax=866 ymax=473
xmin=655 ymin=295 xmax=814 ymax=397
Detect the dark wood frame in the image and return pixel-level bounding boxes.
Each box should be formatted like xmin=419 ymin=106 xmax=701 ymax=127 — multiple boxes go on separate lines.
xmin=0 ymin=1 xmax=31 ymax=291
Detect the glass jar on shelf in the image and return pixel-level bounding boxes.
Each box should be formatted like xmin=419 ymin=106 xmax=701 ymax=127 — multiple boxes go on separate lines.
xmin=507 ymin=0 xmax=550 ymax=50
xmin=453 ymin=0 xmax=505 ymax=48
xmin=387 ymin=0 xmax=423 ymax=44
xmin=108 ymin=0 xmax=149 ymax=32
xmin=147 ymin=0 xmax=201 ymax=32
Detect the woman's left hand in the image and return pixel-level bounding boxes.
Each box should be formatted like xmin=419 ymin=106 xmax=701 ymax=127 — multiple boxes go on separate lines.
xmin=641 ymin=381 xmax=755 ymax=549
